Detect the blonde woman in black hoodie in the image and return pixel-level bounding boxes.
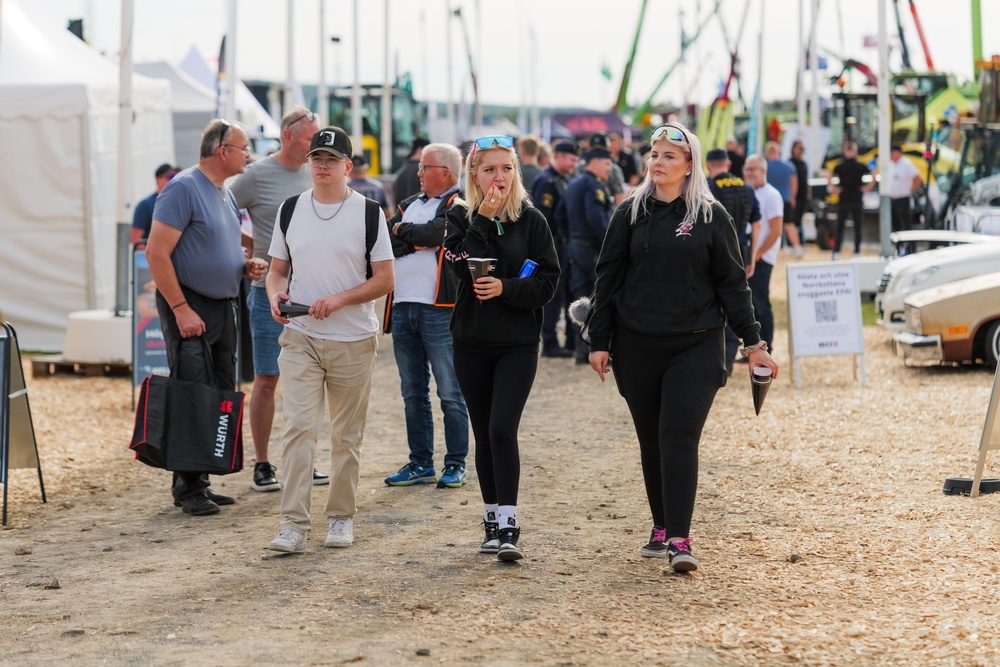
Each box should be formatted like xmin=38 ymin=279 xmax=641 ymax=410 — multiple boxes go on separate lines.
xmin=443 ymin=136 xmax=559 ymax=561
xmin=587 ymin=123 xmax=778 ymax=572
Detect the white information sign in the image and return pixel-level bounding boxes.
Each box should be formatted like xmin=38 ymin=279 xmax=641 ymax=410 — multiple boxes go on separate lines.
xmin=786 ymin=262 xmax=866 ymax=387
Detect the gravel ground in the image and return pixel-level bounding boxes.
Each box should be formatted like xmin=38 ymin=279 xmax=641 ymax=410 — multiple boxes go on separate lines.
xmin=3 ymin=249 xmax=1000 ymax=666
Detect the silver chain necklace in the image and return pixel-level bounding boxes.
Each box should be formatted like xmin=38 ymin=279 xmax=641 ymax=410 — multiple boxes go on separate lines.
xmin=311 ymin=187 xmax=352 ymax=221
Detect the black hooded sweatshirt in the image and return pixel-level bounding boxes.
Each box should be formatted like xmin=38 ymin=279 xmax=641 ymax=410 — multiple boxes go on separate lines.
xmin=443 ymin=203 xmax=559 ymax=353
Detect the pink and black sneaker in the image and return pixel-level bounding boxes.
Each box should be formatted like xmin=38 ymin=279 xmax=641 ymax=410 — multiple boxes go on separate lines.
xmin=667 ymin=538 xmax=698 ymax=572
xmin=641 ymin=527 xmax=668 ymax=558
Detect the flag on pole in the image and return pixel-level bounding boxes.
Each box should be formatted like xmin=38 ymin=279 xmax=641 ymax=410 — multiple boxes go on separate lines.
xmin=600 ymin=61 xmax=613 ymax=82
xmin=746 ymin=78 xmax=761 ymax=156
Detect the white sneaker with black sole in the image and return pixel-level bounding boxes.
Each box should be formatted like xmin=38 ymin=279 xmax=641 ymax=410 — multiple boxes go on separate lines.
xmin=312 ymin=468 xmax=330 ymax=485
xmin=252 ymin=462 xmax=281 ymax=492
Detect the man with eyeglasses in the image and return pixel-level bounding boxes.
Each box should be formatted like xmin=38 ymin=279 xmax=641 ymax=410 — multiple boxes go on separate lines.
xmin=229 ymin=106 xmax=329 ymax=494
xmin=146 ymin=119 xmax=268 ymax=517
xmin=382 ymin=143 xmax=469 ymax=489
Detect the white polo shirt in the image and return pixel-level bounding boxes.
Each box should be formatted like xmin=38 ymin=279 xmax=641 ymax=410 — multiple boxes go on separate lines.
xmin=887 ymin=156 xmax=921 ymax=200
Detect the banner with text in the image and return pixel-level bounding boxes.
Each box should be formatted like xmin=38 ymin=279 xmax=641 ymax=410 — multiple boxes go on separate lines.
xmin=133 ymin=251 xmax=169 ymax=386
xmin=787 ymin=263 xmax=864 ymax=357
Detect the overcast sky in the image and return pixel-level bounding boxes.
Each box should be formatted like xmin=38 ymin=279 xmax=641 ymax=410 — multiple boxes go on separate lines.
xmin=31 ymin=0 xmax=1000 ymax=113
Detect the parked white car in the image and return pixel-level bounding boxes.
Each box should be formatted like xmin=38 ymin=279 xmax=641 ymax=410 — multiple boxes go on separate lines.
xmin=877 ymin=243 xmax=1000 ymax=329
xmin=889 ymin=229 xmax=1000 ymax=257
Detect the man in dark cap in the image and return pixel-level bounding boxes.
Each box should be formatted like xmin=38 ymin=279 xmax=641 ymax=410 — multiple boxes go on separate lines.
xmin=531 ymin=141 xmax=580 ymax=358
xmin=559 ymin=139 xmax=613 ymax=364
xmin=706 ymin=147 xmax=762 ymax=375
xmin=574 ymin=133 xmax=626 ymax=206
xmin=131 ymin=162 xmax=180 ymax=248
xmin=393 ymin=137 xmax=430 ymax=204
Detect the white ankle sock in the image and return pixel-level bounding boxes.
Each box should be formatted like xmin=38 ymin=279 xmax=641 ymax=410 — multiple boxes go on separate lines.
xmin=483 ymin=504 xmax=499 ymax=524
xmin=498 ymin=505 xmax=518 ymax=529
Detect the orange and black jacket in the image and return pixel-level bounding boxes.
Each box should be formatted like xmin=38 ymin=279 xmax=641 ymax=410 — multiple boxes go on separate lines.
xmin=382 ymin=186 xmax=462 ymax=334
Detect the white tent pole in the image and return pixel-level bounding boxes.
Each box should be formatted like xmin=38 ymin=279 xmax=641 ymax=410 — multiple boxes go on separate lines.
xmin=446 ymin=2 xmax=455 ymax=140
xmin=285 ymin=0 xmax=295 ymax=115
xmin=351 ymin=0 xmax=363 ymax=153
xmin=381 ymin=0 xmax=392 ymax=173
xmin=809 ymin=0 xmax=820 ymax=178
xmin=115 ymin=0 xmax=134 ymax=315
xmin=797 ymin=0 xmax=806 ymax=132
xmin=318 ymin=0 xmax=328 ymax=126
xmin=225 ymin=0 xmax=237 ymax=121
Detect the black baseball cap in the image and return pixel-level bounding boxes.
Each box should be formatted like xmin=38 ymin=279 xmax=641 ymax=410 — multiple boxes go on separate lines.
xmin=307 ymin=126 xmax=352 ymax=159
xmin=706 ymin=148 xmax=729 ymax=162
xmin=351 ymin=154 xmax=368 ymax=167
xmin=554 ymin=142 xmax=578 ymax=155
xmin=154 ymin=163 xmax=178 ymax=178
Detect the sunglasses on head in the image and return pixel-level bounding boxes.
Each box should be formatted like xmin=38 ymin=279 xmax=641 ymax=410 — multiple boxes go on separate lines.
xmin=286 ymin=112 xmax=316 ymax=129
xmin=650 ymin=125 xmax=689 ymax=146
xmin=217 ymin=118 xmax=231 ymax=142
xmin=470 ymin=135 xmax=515 ymax=160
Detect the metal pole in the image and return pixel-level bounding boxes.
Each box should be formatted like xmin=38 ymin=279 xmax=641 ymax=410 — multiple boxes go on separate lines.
xmin=809 ymin=0 xmax=820 ymax=178
xmin=318 ymin=0 xmax=328 ymax=126
xmin=285 ymin=0 xmax=295 ymax=114
xmin=115 ymin=0 xmax=134 ymax=316
xmin=351 ymin=0 xmax=363 ymax=154
xmin=224 ymin=0 xmax=237 ymax=121
xmin=446 ymin=2 xmax=455 ymax=139
xmin=797 ymin=0 xmax=806 ymax=133
xmin=878 ymin=0 xmax=892 ymax=257
xmin=381 ymin=0 xmax=392 ymax=174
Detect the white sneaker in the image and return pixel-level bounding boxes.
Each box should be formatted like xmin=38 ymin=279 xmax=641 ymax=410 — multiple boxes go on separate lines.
xmin=324 ymin=518 xmax=354 ymax=548
xmin=794 ymin=246 xmax=805 ymax=258
xmin=268 ymin=529 xmax=306 ymax=553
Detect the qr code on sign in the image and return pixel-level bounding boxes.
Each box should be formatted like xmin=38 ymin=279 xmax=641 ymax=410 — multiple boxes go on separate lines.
xmin=815 ymin=300 xmax=838 ymax=323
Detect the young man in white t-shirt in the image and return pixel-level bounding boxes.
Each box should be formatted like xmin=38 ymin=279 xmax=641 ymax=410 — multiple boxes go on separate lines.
xmin=264 ymin=127 xmax=395 ymax=553
xmin=888 ymin=146 xmax=923 ymax=233
xmin=743 ymin=155 xmax=783 ymax=355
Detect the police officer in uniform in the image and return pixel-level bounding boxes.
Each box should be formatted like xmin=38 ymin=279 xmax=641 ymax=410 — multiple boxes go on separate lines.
xmin=531 ymin=142 xmax=580 ymax=358
xmin=560 ymin=139 xmax=614 ymax=364
xmin=573 ymin=133 xmax=627 ymax=206
xmin=705 ymin=147 xmax=761 ymax=375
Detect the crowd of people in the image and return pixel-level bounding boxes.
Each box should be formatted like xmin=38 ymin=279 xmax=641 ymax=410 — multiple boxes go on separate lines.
xmin=141 ymin=113 xmax=935 ymax=572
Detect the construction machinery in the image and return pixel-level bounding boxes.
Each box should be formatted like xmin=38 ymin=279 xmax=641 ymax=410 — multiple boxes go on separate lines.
xmin=326 ymin=82 xmax=424 ymax=176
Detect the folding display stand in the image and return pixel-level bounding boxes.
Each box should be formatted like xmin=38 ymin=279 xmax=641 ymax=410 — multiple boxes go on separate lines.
xmin=1 ymin=321 xmax=46 ymax=525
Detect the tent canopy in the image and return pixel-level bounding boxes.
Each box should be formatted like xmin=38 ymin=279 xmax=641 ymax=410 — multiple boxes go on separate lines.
xmin=0 ymin=0 xmax=174 ymax=351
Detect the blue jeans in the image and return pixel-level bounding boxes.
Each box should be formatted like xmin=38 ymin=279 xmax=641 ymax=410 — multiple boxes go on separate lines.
xmin=391 ymin=302 xmax=469 ymax=468
xmin=748 ymin=259 xmax=774 ymax=350
xmin=247 ymin=286 xmax=283 ymax=376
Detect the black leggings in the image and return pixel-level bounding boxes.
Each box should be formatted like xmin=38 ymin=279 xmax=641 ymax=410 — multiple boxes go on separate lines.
xmin=453 ymin=349 xmax=538 ymax=506
xmin=612 ymin=327 xmax=726 ymax=537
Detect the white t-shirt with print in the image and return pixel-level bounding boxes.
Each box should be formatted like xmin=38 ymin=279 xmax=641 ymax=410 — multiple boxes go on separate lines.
xmin=887 ymin=157 xmax=921 ymax=199
xmin=269 ymin=190 xmax=393 ymax=341
xmin=753 ymin=182 xmax=784 ymax=266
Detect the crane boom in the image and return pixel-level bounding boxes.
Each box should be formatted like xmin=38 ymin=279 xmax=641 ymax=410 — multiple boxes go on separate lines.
xmin=907 ymin=0 xmax=935 ymax=71
xmin=614 ymin=0 xmax=649 ymax=115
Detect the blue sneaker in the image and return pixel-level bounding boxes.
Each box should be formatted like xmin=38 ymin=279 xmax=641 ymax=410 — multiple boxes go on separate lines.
xmin=436 ymin=464 xmax=467 ymax=488
xmin=384 ymin=463 xmax=437 ymax=486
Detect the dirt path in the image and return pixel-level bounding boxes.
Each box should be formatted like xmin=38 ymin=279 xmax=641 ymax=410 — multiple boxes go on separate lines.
xmin=4 ymin=252 xmax=1000 ymax=666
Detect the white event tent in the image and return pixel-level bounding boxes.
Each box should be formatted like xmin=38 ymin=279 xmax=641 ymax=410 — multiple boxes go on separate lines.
xmin=0 ymin=0 xmax=174 ymax=351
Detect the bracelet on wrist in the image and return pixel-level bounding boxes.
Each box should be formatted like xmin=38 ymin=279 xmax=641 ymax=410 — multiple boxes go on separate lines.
xmin=739 ymin=340 xmax=768 ymax=357
xmin=170 ymin=300 xmax=188 ymax=311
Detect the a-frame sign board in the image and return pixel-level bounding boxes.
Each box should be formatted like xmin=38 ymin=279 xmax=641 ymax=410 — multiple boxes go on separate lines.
xmin=1 ymin=322 xmax=46 ymax=525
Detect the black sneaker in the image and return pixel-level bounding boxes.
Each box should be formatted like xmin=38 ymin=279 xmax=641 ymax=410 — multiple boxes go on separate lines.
xmin=480 ymin=521 xmax=500 ymax=554
xmin=667 ymin=538 xmax=699 ymax=572
xmin=541 ymin=347 xmax=573 ymax=358
xmin=173 ymin=488 xmax=234 ymax=508
xmin=252 ymin=462 xmax=281 ymax=492
xmin=641 ymin=526 xmax=668 ymax=558
xmin=179 ymin=492 xmax=220 ymax=516
xmin=497 ymin=527 xmax=523 ymax=561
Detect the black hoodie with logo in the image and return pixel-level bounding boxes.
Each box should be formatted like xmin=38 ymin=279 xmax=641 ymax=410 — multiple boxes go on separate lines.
xmin=443 ymin=203 xmax=559 ymax=353
xmin=588 ymin=196 xmax=761 ymax=353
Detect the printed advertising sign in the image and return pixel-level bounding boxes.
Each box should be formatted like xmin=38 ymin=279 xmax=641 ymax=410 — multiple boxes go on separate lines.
xmin=133 ymin=251 xmax=169 ymax=386
xmin=786 ymin=262 xmax=866 ymax=387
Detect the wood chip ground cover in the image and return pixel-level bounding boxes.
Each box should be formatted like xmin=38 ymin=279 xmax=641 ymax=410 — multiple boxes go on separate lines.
xmin=2 ymin=251 xmax=999 ymax=666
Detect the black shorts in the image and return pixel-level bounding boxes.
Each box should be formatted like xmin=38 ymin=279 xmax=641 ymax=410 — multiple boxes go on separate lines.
xmin=782 ymin=201 xmax=795 ymax=226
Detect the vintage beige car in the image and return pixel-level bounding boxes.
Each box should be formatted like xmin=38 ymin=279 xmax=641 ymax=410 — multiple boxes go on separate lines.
xmin=892 ymin=271 xmax=1000 ymax=368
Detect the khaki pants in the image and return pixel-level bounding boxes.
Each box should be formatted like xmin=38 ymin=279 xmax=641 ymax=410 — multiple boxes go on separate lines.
xmin=276 ymin=328 xmax=378 ymax=534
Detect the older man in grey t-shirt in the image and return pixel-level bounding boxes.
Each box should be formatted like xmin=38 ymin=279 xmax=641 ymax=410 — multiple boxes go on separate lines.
xmin=230 ymin=106 xmax=325 ymax=493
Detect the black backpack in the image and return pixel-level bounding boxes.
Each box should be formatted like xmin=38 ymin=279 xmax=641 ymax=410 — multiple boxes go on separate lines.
xmin=278 ymin=193 xmax=381 ymax=280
